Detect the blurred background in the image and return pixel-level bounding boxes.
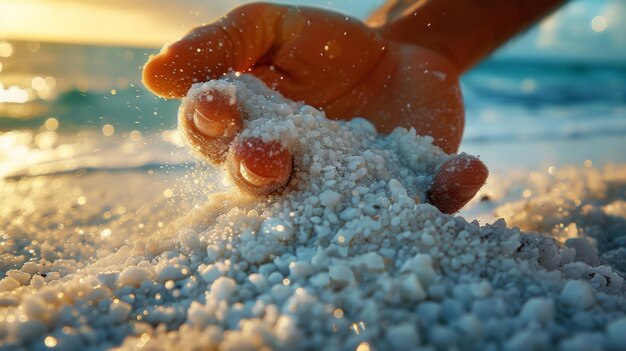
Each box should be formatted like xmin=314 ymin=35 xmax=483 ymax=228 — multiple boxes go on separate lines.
xmin=0 ymin=0 xmax=625 ymax=179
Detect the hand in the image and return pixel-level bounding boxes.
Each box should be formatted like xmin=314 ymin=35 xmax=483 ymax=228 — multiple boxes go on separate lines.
xmin=142 ymin=3 xmax=488 ymax=214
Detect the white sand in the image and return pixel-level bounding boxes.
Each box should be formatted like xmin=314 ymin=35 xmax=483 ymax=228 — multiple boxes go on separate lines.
xmin=1 ymin=75 xmax=626 ymax=351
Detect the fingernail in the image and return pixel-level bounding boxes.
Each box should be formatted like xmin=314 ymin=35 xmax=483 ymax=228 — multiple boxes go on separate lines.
xmin=451 ymin=181 xmax=486 ymax=199
xmin=193 ymin=107 xmax=227 ymax=137
xmin=191 ymin=91 xmax=242 ymax=139
xmin=228 ymin=137 xmax=292 ymax=195
xmin=429 ymin=155 xmax=489 ymax=214
xmin=239 ymin=159 xmax=277 ymax=187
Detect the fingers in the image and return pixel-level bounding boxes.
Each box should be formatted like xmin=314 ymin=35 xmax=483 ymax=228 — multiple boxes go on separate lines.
xmin=179 ymin=89 xmax=243 ymax=163
xmin=227 ymin=137 xmax=293 ymax=196
xmin=148 ymin=3 xmax=297 ymax=194
xmin=143 ymin=2 xmax=388 ymax=113
xmin=143 ymin=3 xmax=287 ymax=98
xmin=428 ymin=154 xmax=489 ymax=214
xmin=180 ymin=88 xmax=293 ymax=195
xmin=192 ymin=90 xmax=242 ymax=139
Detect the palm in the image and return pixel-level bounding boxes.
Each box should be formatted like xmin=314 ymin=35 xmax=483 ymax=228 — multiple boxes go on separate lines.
xmin=318 ymin=43 xmax=465 ymax=154
xmin=248 ymin=8 xmax=464 ymax=154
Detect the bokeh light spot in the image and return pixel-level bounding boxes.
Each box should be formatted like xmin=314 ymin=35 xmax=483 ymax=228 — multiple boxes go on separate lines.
xmin=102 ymin=124 xmax=115 ymax=136
xmin=591 ymin=16 xmax=607 ymax=32
xmin=45 ymin=118 xmax=59 ymax=131
xmin=44 ymin=336 xmax=57 ymax=347
xmin=130 ymin=130 xmax=142 ymax=142
xmin=0 ymin=42 xmax=13 ymax=57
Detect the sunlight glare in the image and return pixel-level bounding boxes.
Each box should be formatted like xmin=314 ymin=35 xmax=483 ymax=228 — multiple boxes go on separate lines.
xmin=0 ymin=86 xmax=29 ymax=104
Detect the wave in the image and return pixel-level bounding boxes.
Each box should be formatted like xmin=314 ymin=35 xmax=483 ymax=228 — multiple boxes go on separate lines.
xmin=0 ymin=85 xmax=179 ymax=132
xmin=464 ymin=60 xmax=626 ymax=105
xmin=3 ymin=162 xmax=191 ymax=181
xmin=464 ymin=125 xmax=626 ymax=144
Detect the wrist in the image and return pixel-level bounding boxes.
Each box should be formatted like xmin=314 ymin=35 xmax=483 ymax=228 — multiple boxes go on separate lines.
xmin=373 ymin=0 xmax=566 ymax=72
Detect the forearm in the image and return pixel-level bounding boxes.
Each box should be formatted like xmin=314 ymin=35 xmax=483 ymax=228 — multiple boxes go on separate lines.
xmin=372 ymin=0 xmax=566 ymax=73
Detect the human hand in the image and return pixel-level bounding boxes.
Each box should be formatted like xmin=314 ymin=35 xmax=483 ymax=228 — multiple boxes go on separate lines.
xmin=142 ymin=3 xmax=488 ymax=214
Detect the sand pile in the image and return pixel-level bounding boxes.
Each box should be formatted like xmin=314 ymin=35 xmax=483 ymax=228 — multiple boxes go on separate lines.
xmin=1 ymin=75 xmax=625 ymax=351
xmin=485 ymin=164 xmax=626 ymax=274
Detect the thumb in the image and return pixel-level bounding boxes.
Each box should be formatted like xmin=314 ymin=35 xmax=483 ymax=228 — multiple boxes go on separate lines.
xmin=142 ymin=3 xmax=287 ymax=98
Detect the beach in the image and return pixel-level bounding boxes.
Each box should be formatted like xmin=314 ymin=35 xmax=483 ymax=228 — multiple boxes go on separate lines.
xmin=1 ymin=72 xmax=626 ymax=350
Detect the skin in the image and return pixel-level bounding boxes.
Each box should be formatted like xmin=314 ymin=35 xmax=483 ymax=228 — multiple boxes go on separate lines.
xmin=142 ymin=1 xmax=564 ymax=213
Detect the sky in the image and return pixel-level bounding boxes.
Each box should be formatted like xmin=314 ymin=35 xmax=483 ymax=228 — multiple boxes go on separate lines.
xmin=0 ymin=0 xmax=381 ymax=47
xmin=497 ymin=0 xmax=626 ymax=63
xmin=0 ymin=0 xmax=625 ymax=62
